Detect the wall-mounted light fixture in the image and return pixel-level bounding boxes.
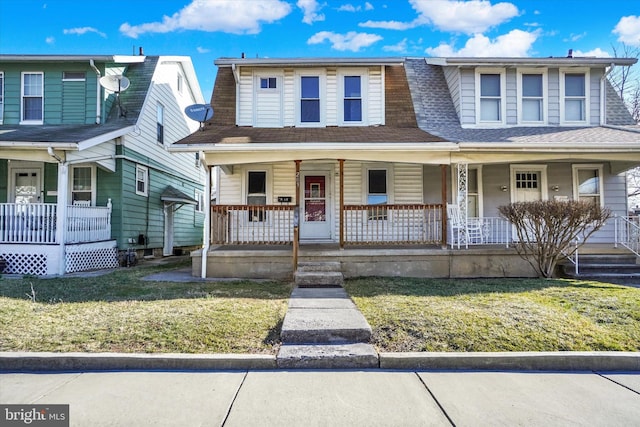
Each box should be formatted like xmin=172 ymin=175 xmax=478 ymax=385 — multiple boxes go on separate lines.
xmin=500 ymin=185 xmax=508 ymax=192
xmin=551 ymin=185 xmax=560 ymax=192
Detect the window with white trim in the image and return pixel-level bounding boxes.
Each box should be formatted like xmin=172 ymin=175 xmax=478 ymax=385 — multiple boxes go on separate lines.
xmin=476 ymin=69 xmax=505 ymax=124
xmin=21 ymin=72 xmax=43 ymax=123
xmin=260 ymin=77 xmax=277 ymax=89
xmin=367 ymin=169 xmax=388 ymax=220
xmin=194 ymin=189 xmax=204 ymax=213
xmin=561 ymin=69 xmax=589 ymax=124
xmin=247 ymin=171 xmax=267 ymax=222
xmin=343 ymin=75 xmax=362 ymax=122
xmin=518 ymin=71 xmax=546 ymax=123
xmin=0 ymin=72 xmax=4 ymax=124
xmin=573 ymin=164 xmax=603 ymax=207
xmin=71 ymin=166 xmax=95 ymax=205
xmin=156 ymin=103 xmax=164 ymax=144
xmin=136 ymin=165 xmax=149 ymax=197
xmin=299 ymin=75 xmax=321 ymax=124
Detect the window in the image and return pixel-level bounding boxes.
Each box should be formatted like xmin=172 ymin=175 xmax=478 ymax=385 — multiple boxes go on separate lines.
xmin=136 ymin=165 xmax=149 ymax=197
xmin=260 ymin=77 xmax=277 ymax=89
xmin=476 ymin=70 xmax=505 ymax=124
xmin=21 ymin=72 xmax=43 ymax=123
xmin=194 ymin=189 xmax=204 ymax=213
xmin=247 ymin=171 xmax=267 ymax=222
xmin=561 ymin=70 xmax=589 ymax=123
xmin=367 ymin=169 xmax=388 ymax=220
xmin=62 ymin=71 xmax=85 ymax=81
xmin=343 ymin=76 xmax=362 ymax=122
xmin=518 ymin=71 xmax=546 ymax=123
xmin=156 ymin=103 xmax=164 ymax=144
xmin=71 ymin=166 xmax=94 ymax=204
xmin=300 ymin=76 xmax=320 ymax=123
xmin=0 ymin=72 xmax=3 ymax=124
xmin=573 ymin=165 xmax=603 ymax=207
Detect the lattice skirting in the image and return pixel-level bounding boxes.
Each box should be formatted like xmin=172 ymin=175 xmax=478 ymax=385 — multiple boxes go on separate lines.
xmin=65 ymin=246 xmax=119 ymax=273
xmin=0 ymin=251 xmax=48 ymax=276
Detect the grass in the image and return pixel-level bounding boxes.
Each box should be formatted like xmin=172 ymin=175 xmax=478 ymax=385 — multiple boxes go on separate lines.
xmin=343 ymin=277 xmax=640 ymax=352
xmin=0 ymin=260 xmax=292 ymax=354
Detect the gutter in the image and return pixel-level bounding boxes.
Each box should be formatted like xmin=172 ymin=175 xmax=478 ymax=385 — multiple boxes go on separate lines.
xmin=89 ymin=60 xmax=102 ymax=124
xmin=600 ymin=63 xmax=615 ymax=126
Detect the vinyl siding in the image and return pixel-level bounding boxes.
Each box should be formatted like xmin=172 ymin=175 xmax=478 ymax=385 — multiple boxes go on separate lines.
xmin=459 ymin=68 xmax=476 ymax=125
xmin=547 ymin=69 xmax=560 ymax=125
xmin=443 ymin=66 xmax=461 ymax=119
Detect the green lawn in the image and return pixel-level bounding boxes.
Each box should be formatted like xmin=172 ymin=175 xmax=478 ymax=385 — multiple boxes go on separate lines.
xmin=0 ymin=261 xmax=291 ymax=354
xmin=343 ymin=277 xmax=640 ymax=352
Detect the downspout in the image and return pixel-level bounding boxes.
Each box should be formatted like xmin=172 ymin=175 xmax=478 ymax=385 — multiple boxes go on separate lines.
xmin=200 ymin=152 xmax=210 ymax=279
xmin=600 ymin=63 xmax=615 ymax=126
xmin=89 ymin=59 xmax=101 ymax=124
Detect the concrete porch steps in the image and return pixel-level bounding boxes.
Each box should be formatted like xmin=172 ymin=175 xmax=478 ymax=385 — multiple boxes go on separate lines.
xmin=560 ymin=254 xmax=640 ymax=282
xmin=277 ymin=287 xmax=377 ymax=369
xmin=294 ymin=261 xmax=344 ymax=288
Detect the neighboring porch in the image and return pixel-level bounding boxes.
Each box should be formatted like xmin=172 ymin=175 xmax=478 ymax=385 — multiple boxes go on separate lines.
xmin=0 ymin=201 xmax=118 ymax=275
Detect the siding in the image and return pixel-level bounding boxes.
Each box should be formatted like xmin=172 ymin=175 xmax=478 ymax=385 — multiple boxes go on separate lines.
xmin=505 ymin=69 xmax=517 ymax=125
xmin=589 ymin=68 xmax=602 ymax=125
xmin=443 ymin=66 xmax=461 ymax=119
xmin=459 ymin=68 xmax=476 ymax=125
xmin=237 ymin=68 xmax=253 ymax=126
xmin=547 ymin=69 xmax=560 ymax=125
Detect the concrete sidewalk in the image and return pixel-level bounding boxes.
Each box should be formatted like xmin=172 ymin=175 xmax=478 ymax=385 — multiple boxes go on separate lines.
xmin=2 ymin=369 xmax=639 ymax=426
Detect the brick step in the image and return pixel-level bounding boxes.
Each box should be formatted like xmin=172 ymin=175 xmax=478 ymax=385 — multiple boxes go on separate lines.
xmin=277 ymin=343 xmax=379 ymax=369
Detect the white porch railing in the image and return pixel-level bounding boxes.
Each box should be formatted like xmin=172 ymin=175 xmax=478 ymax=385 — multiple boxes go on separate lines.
xmin=448 ymin=216 xmax=513 ymax=248
xmin=614 ymin=215 xmax=640 ymax=256
xmin=0 ymin=202 xmax=112 ymax=244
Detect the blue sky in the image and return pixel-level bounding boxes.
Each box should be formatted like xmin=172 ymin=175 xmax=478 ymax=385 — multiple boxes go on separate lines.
xmin=1 ymin=0 xmax=639 ymax=99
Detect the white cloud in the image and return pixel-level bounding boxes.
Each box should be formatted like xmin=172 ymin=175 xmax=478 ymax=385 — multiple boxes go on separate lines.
xmin=297 ymin=0 xmax=325 ymax=24
xmin=411 ymin=0 xmax=519 ymax=34
xmin=196 ymin=46 xmax=211 ymax=54
xmin=63 ymin=27 xmax=107 ymax=38
xmin=573 ymin=48 xmax=611 ymax=58
xmin=613 ymin=15 xmax=640 ymax=47
xmin=307 ymin=31 xmax=382 ymax=51
xmin=120 ymin=0 xmax=291 ymax=38
xmin=426 ymin=29 xmax=539 ymax=57
xmin=383 ymin=38 xmax=408 ymax=52
xmin=359 ymin=20 xmax=416 ymax=30
xmin=563 ymin=32 xmax=586 ymax=43
xmin=365 ymin=2 xmax=374 ymax=11
xmin=45 ymin=36 xmax=55 ymax=44
xmin=338 ymin=4 xmax=357 ymax=12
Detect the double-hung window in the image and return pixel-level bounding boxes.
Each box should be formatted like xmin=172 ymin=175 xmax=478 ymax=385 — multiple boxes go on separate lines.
xmin=136 ymin=165 xmax=149 ymax=197
xmin=518 ymin=71 xmax=546 ymax=124
xmin=573 ymin=165 xmax=603 ymax=207
xmin=561 ymin=69 xmax=589 ymax=124
xmin=343 ymin=76 xmax=362 ymax=122
xmin=247 ymin=171 xmax=267 ymax=222
xmin=367 ymin=169 xmax=388 ymax=220
xmin=71 ymin=166 xmax=94 ymax=205
xmin=156 ymin=103 xmax=164 ymax=144
xmin=476 ymin=69 xmax=505 ymax=125
xmin=21 ymin=72 xmax=43 ymax=123
xmin=300 ymin=75 xmax=320 ymax=124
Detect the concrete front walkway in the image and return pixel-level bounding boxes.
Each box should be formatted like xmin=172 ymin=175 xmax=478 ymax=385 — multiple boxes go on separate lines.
xmin=2 ymin=370 xmax=639 ymax=426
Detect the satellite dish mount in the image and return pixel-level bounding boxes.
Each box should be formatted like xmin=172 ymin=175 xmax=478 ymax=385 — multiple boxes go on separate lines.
xmin=100 ymin=75 xmax=131 ymax=118
xmin=185 ymin=104 xmax=214 ymax=131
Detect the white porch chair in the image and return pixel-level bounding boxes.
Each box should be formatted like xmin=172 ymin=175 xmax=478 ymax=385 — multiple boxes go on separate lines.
xmin=447 ymin=203 xmax=484 ymax=248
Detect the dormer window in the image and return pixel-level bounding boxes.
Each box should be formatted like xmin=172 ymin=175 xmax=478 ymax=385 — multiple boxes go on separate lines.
xmin=517 ymin=70 xmax=547 ymax=124
xmin=300 ymin=76 xmax=320 ymax=123
xmin=561 ymin=69 xmax=589 ymax=124
xmin=343 ymin=76 xmax=362 ymax=122
xmin=476 ymin=68 xmax=505 ymax=125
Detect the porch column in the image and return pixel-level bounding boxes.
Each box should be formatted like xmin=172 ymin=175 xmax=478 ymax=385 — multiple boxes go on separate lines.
xmin=200 ymin=162 xmax=212 ymax=279
xmin=441 ymin=164 xmax=447 ymax=248
xmin=55 ymin=162 xmax=69 ymax=275
xmin=339 ymin=159 xmax=345 ymax=249
xmin=456 ymin=163 xmax=469 ymax=221
xmin=293 ymin=160 xmax=301 ymax=272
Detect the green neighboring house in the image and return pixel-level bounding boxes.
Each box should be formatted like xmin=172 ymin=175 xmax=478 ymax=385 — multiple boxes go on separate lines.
xmin=0 ymin=54 xmax=205 ymax=275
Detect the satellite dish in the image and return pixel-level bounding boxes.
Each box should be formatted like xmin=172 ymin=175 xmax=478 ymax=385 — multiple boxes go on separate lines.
xmin=99 ymin=75 xmax=130 ymax=93
xmin=185 ymin=104 xmax=213 ymax=131
xmin=100 ymin=75 xmax=130 ymax=118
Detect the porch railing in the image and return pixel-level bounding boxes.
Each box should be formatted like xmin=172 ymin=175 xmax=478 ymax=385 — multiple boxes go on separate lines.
xmin=343 ymin=204 xmax=443 ymax=245
xmin=614 ymin=215 xmax=640 ymax=256
xmin=0 ymin=202 xmax=112 ymax=244
xmin=211 ymin=205 xmax=295 ymax=244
